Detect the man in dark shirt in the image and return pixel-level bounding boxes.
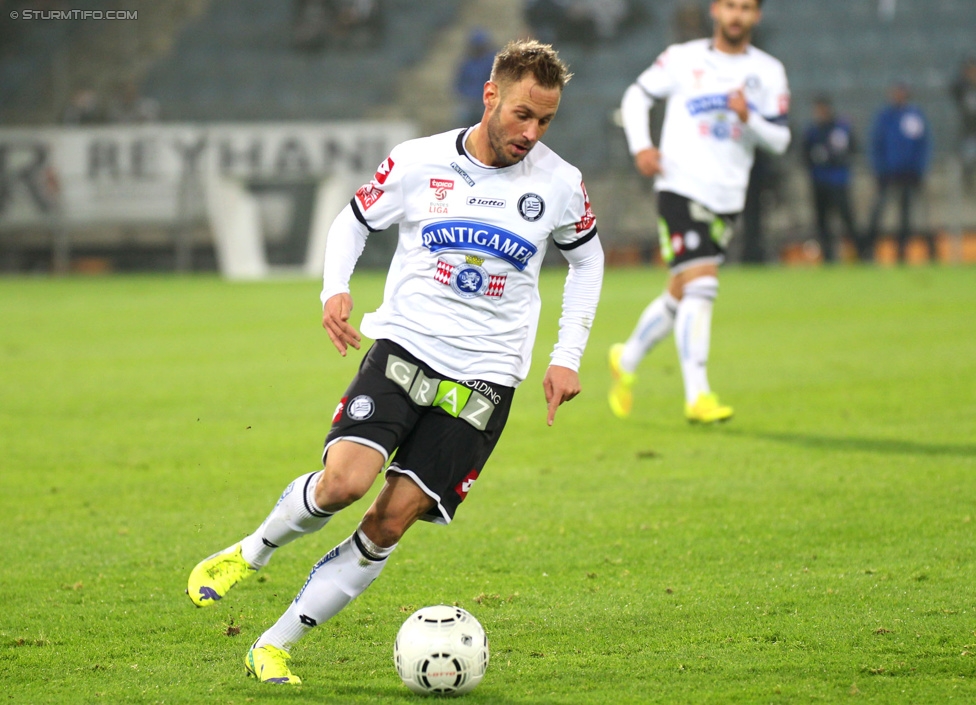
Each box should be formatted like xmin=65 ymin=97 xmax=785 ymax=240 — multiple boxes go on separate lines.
xmin=802 ymin=95 xmax=859 ymax=263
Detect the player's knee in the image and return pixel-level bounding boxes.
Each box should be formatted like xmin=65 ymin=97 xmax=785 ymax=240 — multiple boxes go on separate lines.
xmin=360 ymin=510 xmax=409 ymax=548
xmin=315 ymin=466 xmax=373 ymax=511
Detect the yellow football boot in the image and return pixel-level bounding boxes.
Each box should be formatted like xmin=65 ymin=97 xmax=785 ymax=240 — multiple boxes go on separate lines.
xmin=186 ymin=543 xmax=256 ymax=607
xmin=245 ymin=642 xmax=302 ymax=685
xmin=685 ymin=392 xmax=734 ymax=424
xmin=608 ymin=343 xmax=636 ymax=419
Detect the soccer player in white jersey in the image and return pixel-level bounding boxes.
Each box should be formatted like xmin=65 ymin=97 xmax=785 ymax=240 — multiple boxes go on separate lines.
xmin=186 ymin=39 xmax=604 ymax=685
xmin=609 ymin=0 xmax=790 ymax=423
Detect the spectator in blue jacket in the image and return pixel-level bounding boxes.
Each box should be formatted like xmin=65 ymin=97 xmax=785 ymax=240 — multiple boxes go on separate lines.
xmin=454 ymin=28 xmax=495 ymax=127
xmin=866 ymin=82 xmax=934 ymax=263
xmin=803 ymin=95 xmax=859 ymax=263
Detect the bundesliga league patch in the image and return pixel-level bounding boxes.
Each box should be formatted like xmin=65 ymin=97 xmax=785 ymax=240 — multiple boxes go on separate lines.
xmin=434 ymin=256 xmax=506 ymax=299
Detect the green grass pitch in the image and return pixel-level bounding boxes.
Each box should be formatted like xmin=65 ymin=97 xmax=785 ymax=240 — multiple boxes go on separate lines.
xmin=1 ymin=264 xmax=974 ymax=703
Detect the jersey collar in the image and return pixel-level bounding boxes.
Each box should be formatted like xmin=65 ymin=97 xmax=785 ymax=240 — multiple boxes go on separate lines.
xmin=455 ymin=125 xmax=517 ymax=171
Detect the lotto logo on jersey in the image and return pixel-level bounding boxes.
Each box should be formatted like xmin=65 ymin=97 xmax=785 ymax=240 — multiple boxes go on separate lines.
xmin=454 ymin=469 xmax=480 ymax=501
xmin=430 ymin=178 xmax=455 ymax=200
xmin=374 ymin=157 xmax=394 ymax=185
xmin=356 ymin=184 xmax=384 ymax=210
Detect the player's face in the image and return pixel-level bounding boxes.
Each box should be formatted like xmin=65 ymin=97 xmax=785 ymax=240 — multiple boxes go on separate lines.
xmin=711 ymin=0 xmax=761 ymax=48
xmin=483 ymin=77 xmax=561 ymax=167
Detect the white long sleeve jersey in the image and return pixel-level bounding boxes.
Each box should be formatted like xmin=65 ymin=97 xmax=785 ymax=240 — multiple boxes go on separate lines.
xmin=621 ymin=38 xmax=791 ymax=213
xmin=321 ymin=127 xmax=604 ymax=388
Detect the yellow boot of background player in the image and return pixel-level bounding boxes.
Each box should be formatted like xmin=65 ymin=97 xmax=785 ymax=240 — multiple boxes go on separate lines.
xmin=608 ymin=343 xmax=636 ymax=418
xmin=685 ymin=392 xmax=734 ymax=423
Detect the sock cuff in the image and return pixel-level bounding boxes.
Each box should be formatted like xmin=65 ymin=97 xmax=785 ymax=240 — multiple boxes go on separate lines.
xmin=353 ymin=528 xmax=397 ymax=562
xmin=663 ymin=291 xmax=680 ymax=315
xmin=682 ymin=276 xmax=719 ymax=301
xmin=303 ymin=471 xmax=333 ymax=518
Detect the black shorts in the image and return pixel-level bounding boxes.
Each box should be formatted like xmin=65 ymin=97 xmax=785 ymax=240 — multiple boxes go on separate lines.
xmin=657 ymin=191 xmax=738 ymax=271
xmin=324 ymin=339 xmax=514 ymax=525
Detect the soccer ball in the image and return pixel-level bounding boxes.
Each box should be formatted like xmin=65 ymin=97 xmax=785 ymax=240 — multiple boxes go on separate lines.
xmin=394 ymin=605 xmax=489 ymax=696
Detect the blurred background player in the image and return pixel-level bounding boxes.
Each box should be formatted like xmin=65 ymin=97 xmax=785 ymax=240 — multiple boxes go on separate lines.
xmin=609 ymin=0 xmax=790 ymax=423
xmin=802 ymin=95 xmax=859 ymax=263
xmin=186 ymin=39 xmax=603 ymax=685
xmin=865 ymin=81 xmax=934 ymax=263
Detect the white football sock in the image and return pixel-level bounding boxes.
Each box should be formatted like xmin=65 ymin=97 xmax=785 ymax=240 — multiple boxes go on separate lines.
xmin=620 ymin=291 xmax=678 ymax=373
xmin=674 ymin=276 xmax=719 ymax=404
xmin=239 ymin=470 xmax=333 ymax=569
xmin=257 ymin=528 xmax=395 ymax=652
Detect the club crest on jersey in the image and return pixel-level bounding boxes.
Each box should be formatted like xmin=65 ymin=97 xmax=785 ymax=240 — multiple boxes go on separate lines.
xmin=517 ymin=193 xmax=545 ymax=221
xmin=421 ymin=220 xmax=538 ymax=271
xmin=345 ymin=395 xmax=374 ymax=420
xmin=430 ymin=178 xmax=454 ymax=200
xmin=434 ymin=259 xmax=506 ymax=298
xmin=698 ymin=115 xmax=743 ymax=141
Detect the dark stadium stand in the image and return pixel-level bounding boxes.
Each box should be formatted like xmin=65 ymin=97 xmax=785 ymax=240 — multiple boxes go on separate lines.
xmin=541 ymin=0 xmax=976 ymax=172
xmin=0 ymin=2 xmax=98 ymax=120
xmin=761 ymin=0 xmax=976 ymax=155
xmin=142 ymin=0 xmax=459 ymax=122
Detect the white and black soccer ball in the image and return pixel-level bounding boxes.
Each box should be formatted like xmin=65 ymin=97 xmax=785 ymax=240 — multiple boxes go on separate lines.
xmin=394 ymin=605 xmax=489 ymax=696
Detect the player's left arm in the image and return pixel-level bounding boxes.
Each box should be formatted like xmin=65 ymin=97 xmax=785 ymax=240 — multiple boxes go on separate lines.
xmin=546 ymin=183 xmax=605 ymax=426
xmin=733 ymin=63 xmax=792 ymax=155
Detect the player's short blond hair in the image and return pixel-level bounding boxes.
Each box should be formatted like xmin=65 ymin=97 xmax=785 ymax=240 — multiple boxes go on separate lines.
xmin=490 ymin=39 xmax=572 ymax=91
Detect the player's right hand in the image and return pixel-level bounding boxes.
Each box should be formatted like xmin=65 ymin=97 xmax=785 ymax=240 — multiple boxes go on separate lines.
xmin=322 ymin=292 xmax=361 ymax=357
xmin=634 ymin=147 xmax=663 ymax=178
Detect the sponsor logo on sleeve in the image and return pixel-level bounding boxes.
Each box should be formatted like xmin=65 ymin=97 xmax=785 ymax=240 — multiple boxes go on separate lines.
xmin=575 ymin=180 xmax=596 ymax=233
xmin=355 ymin=183 xmax=384 ymax=210
xmin=517 ymin=193 xmax=545 ymax=221
xmin=374 ymin=157 xmax=394 ymax=185
xmin=778 ymin=93 xmax=790 ymax=116
xmin=421 ymin=220 xmax=538 ymax=270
